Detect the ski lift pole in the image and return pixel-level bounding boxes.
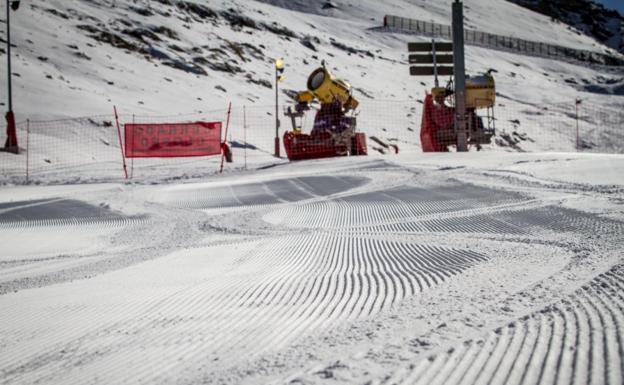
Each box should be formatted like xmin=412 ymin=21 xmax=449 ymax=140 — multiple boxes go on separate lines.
xmin=452 ymin=0 xmax=468 ymax=152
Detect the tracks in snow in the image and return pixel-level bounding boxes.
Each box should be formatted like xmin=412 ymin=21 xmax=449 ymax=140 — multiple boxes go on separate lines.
xmin=0 ymin=198 xmax=146 ymax=229
xmin=394 ymin=265 xmax=624 ymax=385
xmin=159 ymin=175 xmax=369 ymax=209
xmin=0 ymin=234 xmax=486 ymax=385
xmin=2 ymin=165 xmax=623 ymax=385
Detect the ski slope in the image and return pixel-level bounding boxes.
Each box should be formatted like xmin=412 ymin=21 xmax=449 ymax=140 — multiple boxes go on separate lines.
xmin=1 ymin=152 xmax=623 ymax=384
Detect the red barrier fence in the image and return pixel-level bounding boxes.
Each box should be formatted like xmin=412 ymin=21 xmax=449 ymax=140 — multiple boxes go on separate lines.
xmin=124 ymin=122 xmax=222 ymax=158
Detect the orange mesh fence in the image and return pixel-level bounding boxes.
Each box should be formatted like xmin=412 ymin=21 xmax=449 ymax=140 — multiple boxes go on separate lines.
xmin=0 ymin=100 xmax=621 ymax=183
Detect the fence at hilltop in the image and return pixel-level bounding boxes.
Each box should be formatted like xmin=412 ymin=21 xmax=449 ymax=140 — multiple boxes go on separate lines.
xmin=382 ymin=15 xmax=624 ymax=67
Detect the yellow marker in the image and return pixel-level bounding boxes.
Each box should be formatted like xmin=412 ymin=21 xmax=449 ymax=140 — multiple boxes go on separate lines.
xmin=275 ymin=58 xmax=284 ymax=69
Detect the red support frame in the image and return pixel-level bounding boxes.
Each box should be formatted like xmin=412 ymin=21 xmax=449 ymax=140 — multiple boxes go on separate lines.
xmin=114 ymin=106 xmax=129 ymax=179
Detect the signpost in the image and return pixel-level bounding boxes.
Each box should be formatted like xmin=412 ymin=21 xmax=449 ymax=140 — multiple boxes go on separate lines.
xmin=408 ymin=41 xmax=454 ymax=86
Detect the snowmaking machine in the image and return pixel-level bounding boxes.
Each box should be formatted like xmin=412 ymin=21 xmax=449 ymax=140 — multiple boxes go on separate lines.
xmin=420 ymin=73 xmax=496 ymax=152
xmin=283 ymin=63 xmax=367 ymax=160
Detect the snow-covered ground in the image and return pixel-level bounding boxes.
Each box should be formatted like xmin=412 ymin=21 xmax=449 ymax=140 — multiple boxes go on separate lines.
xmin=1 ymin=1 xmax=623 ymax=384
xmin=1 ymin=152 xmax=623 ymax=384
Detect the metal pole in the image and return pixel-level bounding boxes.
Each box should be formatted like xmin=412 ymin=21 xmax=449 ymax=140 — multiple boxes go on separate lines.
xmin=131 ymin=114 xmax=135 ymax=178
xmin=274 ymin=67 xmax=280 ymax=157
xmin=244 ymin=105 xmax=247 ymax=170
xmin=25 ymin=118 xmax=29 ymax=183
xmin=432 ymin=39 xmax=439 ymax=88
xmin=3 ymin=0 xmax=18 ymax=153
xmin=452 ymin=0 xmax=468 ymax=152
xmin=113 ymin=106 xmax=128 ymax=179
xmin=575 ymin=100 xmax=580 ymax=150
xmin=6 ymin=0 xmax=11 ymax=113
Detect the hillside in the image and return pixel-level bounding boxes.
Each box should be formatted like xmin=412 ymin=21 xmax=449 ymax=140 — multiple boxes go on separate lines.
xmin=1 ymin=0 xmax=621 ymax=116
xmin=509 ymin=0 xmax=624 ymax=54
xmin=0 ymin=0 xmax=622 ymax=182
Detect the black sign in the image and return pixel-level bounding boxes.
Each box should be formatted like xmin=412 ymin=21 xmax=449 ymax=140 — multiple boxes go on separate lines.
xmin=409 ymin=66 xmax=454 ymax=76
xmin=407 ymin=42 xmax=453 ymax=52
xmin=409 ymin=54 xmax=454 ymax=64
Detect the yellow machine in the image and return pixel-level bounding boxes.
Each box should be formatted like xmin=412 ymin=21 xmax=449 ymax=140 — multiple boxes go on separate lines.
xmin=422 ymin=72 xmax=496 ymax=152
xmin=286 ymin=63 xmax=359 ymax=134
xmin=283 ymin=63 xmax=367 ymax=160
xmin=301 ymin=66 xmax=359 ymax=111
xmin=465 ymin=74 xmax=496 ymax=109
xmin=431 ymin=74 xmax=495 ymax=109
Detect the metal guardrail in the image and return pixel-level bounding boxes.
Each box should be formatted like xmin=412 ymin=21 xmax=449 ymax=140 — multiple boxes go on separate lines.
xmin=383 ymin=15 xmax=624 ymax=67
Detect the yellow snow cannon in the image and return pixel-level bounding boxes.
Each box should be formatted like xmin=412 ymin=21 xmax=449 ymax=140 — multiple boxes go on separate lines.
xmin=283 ymin=63 xmax=367 ymax=160
xmin=306 ymin=66 xmax=359 ymax=111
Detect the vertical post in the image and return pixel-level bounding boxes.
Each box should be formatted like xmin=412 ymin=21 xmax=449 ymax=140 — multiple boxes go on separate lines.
xmin=4 ymin=0 xmax=18 ymax=154
xmin=575 ymin=99 xmax=581 ymax=150
xmin=6 ymin=0 xmax=11 ymax=114
xmin=432 ymin=39 xmax=439 ymax=88
xmin=274 ymin=65 xmax=280 ymax=157
xmin=130 ymin=114 xmax=134 ymax=179
xmin=25 ymin=118 xmax=29 ymax=183
xmin=113 ymin=106 xmax=128 ymax=179
xmin=452 ymin=0 xmax=468 ymax=152
xmin=243 ymin=105 xmax=247 ymax=170
xmin=220 ymin=102 xmax=232 ymax=174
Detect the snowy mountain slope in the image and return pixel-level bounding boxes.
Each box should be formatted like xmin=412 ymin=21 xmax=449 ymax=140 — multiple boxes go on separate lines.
xmin=509 ymin=0 xmax=624 ymax=54
xmin=0 ymin=0 xmax=620 ymax=184
xmin=1 ymin=0 xmax=622 ymax=121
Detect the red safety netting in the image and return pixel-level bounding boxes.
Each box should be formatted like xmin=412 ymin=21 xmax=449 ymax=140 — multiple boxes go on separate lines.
xmin=124 ymin=122 xmax=222 ymax=158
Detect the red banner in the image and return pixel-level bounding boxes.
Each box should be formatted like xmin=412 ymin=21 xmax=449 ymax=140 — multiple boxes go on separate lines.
xmin=124 ymin=122 xmax=222 ymax=158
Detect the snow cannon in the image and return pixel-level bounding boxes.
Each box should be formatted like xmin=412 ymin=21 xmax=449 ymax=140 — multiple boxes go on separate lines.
xmin=421 ymin=73 xmax=496 ymax=152
xmin=283 ymin=63 xmax=367 ymax=161
xmin=307 ymin=67 xmax=359 ymax=111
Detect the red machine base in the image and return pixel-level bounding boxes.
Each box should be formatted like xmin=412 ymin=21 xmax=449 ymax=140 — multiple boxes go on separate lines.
xmin=283 ymin=132 xmax=367 ymax=161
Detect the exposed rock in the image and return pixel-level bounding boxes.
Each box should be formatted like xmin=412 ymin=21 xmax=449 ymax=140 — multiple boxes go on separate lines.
xmin=262 ymin=22 xmax=298 ymax=38
xmin=300 ymin=36 xmax=320 ymax=51
xmin=245 ymin=74 xmax=272 ymax=88
xmin=220 ymin=8 xmax=259 ymax=30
